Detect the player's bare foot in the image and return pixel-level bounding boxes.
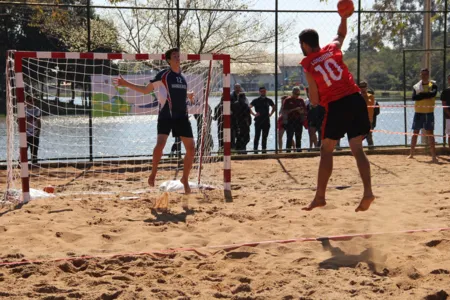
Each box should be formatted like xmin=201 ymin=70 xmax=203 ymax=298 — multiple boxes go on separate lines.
xmin=431 ymin=157 xmax=439 ymax=164
xmin=302 ymin=196 xmax=326 ymax=211
xmin=180 ymin=177 xmax=191 ymax=194
xmin=148 ymin=173 xmax=156 ymax=187
xmin=407 ymin=154 xmax=414 ymax=159
xmin=355 ymin=195 xmax=375 ymax=212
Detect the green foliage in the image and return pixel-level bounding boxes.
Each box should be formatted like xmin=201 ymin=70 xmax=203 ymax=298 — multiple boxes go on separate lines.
xmin=31 ymin=6 xmax=122 ymax=52
xmin=346 ymin=0 xmax=449 ymax=91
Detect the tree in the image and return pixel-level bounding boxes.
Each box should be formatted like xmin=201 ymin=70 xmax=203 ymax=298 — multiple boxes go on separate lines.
xmin=107 ymin=0 xmax=293 ymax=62
xmin=362 ymin=0 xmax=445 ymax=49
xmin=343 ymin=0 xmax=448 ymax=92
xmin=0 ymin=1 xmax=123 ymax=111
xmin=31 ymin=2 xmax=122 ymax=52
xmin=347 ymin=33 xmax=383 ymax=53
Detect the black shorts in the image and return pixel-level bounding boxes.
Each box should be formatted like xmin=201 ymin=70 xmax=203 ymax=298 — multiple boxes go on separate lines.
xmin=322 ymin=93 xmax=371 ymax=140
xmin=157 ymin=116 xmax=193 ymax=138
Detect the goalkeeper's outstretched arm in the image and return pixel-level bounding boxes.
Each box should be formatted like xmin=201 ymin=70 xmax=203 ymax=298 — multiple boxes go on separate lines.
xmin=113 ymin=75 xmax=154 ymax=94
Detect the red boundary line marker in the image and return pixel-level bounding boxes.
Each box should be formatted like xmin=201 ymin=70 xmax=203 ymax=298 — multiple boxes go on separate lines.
xmin=372 ymin=129 xmax=446 ymax=138
xmin=1 ymin=227 xmax=449 ymax=267
xmin=368 ymin=104 xmax=450 ymax=108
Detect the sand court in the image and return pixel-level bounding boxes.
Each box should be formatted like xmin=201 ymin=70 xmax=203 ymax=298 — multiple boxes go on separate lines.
xmin=1 ymin=154 xmax=450 ymax=299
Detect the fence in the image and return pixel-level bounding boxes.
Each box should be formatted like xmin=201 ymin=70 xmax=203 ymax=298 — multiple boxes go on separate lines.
xmin=1 ymin=0 xmax=449 ymax=162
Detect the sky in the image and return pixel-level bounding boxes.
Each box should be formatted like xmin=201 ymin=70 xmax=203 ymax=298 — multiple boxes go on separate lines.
xmin=91 ymin=0 xmax=376 ymax=54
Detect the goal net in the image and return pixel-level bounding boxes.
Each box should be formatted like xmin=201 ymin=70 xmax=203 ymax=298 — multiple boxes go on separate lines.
xmin=4 ymin=51 xmax=231 ymax=205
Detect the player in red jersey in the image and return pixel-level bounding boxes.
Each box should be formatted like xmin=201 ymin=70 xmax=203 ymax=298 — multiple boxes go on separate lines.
xmin=299 ymin=16 xmax=375 ymax=212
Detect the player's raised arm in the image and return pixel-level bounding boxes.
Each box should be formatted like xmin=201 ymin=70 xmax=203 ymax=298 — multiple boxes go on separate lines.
xmin=305 ymin=72 xmax=320 ymax=106
xmin=332 ymin=17 xmax=348 ymax=50
xmin=113 ymin=75 xmax=154 ymax=94
xmin=333 ymin=0 xmax=354 ymax=49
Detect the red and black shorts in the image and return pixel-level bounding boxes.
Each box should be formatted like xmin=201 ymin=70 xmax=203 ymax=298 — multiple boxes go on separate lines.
xmin=322 ymin=93 xmax=371 ymax=141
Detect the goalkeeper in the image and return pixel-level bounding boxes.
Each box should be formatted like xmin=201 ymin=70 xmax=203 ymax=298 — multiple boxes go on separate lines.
xmin=113 ymin=48 xmax=195 ymax=194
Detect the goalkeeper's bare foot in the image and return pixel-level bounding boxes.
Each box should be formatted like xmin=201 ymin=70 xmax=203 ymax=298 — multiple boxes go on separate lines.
xmin=302 ymin=196 xmax=326 ymax=211
xmin=407 ymin=154 xmax=414 ymax=159
xmin=148 ymin=173 xmax=156 ymax=187
xmin=180 ymin=177 xmax=191 ymax=194
xmin=355 ymin=194 xmax=375 ymax=212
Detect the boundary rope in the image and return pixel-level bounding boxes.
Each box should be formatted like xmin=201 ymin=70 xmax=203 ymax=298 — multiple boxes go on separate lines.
xmin=1 ymin=227 xmax=449 ymax=267
xmin=368 ymin=104 xmax=450 ymax=108
xmin=371 ymin=129 xmax=446 ymax=138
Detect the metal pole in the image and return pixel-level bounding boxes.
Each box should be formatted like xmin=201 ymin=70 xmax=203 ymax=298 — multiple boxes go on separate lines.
xmin=357 ymin=0 xmax=361 ymax=84
xmin=422 ymin=0 xmax=431 ymax=146
xmin=403 ymin=50 xmax=408 ymax=147
xmin=176 ymin=0 xmax=180 ymax=48
xmin=87 ymin=0 xmax=93 ymax=162
xmin=443 ymin=0 xmax=448 ymax=147
xmin=274 ymin=0 xmax=279 ymax=154
xmin=424 ymin=0 xmax=432 ymax=71
xmin=176 ymin=0 xmax=181 ymax=163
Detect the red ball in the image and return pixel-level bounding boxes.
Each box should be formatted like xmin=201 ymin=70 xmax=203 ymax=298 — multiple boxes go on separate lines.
xmin=43 ymin=186 xmax=55 ymax=193
xmin=337 ymin=0 xmax=354 ymax=18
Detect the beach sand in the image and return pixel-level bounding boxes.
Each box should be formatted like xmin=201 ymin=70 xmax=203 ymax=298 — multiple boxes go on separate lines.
xmin=0 ymin=154 xmax=449 ymax=299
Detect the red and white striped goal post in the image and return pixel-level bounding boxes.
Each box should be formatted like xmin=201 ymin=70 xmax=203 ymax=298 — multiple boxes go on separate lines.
xmin=7 ymin=51 xmax=232 ymax=204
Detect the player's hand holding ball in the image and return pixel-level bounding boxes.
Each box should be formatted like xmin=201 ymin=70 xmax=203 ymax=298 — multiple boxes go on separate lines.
xmin=338 ymin=0 xmax=354 ymax=18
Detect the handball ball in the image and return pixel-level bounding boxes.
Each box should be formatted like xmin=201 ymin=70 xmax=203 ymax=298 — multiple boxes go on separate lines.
xmin=338 ymin=0 xmax=354 ymax=18
xmin=43 ymin=186 xmax=55 ymax=193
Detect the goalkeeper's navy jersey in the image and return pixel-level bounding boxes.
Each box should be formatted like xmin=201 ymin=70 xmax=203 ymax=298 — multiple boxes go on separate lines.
xmin=151 ymin=68 xmax=188 ymax=119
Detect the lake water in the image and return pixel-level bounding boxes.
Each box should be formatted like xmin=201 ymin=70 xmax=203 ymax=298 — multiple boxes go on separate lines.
xmin=0 ymin=97 xmax=446 ymax=162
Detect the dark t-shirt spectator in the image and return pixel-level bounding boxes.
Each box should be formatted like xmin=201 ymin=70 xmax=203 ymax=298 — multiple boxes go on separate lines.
xmin=251 ymin=96 xmax=275 ymax=124
xmin=231 ymin=93 xmax=251 ymax=126
xmin=440 ymin=87 xmax=450 ymax=119
xmin=282 ymin=97 xmax=307 ymax=122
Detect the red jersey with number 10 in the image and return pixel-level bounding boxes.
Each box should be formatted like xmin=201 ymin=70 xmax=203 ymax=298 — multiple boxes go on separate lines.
xmin=300 ymin=43 xmax=360 ymax=106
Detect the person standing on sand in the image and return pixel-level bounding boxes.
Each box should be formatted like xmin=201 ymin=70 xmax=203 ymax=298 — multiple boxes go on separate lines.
xmin=299 ymin=14 xmax=375 ymax=212
xmin=113 ymin=48 xmax=195 ymax=194
xmin=359 ymin=81 xmax=375 ymax=149
xmin=408 ymin=68 xmax=438 ymax=163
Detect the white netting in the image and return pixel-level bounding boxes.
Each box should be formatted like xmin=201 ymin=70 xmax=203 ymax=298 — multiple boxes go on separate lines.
xmin=4 ymin=52 xmax=225 ymax=203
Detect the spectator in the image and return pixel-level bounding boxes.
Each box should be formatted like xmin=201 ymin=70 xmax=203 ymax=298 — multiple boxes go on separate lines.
xmin=369 ymin=89 xmax=380 ymax=129
xmin=194 ymin=104 xmax=214 ymax=156
xmin=25 ymin=95 xmax=42 ymax=164
xmin=359 ymin=81 xmax=375 ymax=149
xmin=408 ymin=68 xmax=438 ymax=163
xmin=230 ymin=83 xmax=245 ymax=150
xmin=214 ymin=94 xmax=224 ymax=151
xmin=282 ymin=87 xmax=307 ymax=152
xmin=169 ymin=137 xmax=181 ymax=158
xmin=305 ymin=88 xmax=325 ymax=150
xmin=231 ymin=83 xmax=243 ymax=102
xmin=232 ymin=92 xmax=251 ymax=154
xmin=250 ymin=87 xmax=275 ymax=154
xmin=440 ymin=74 xmax=450 ymax=147
xmin=277 ymin=95 xmax=296 ymax=152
